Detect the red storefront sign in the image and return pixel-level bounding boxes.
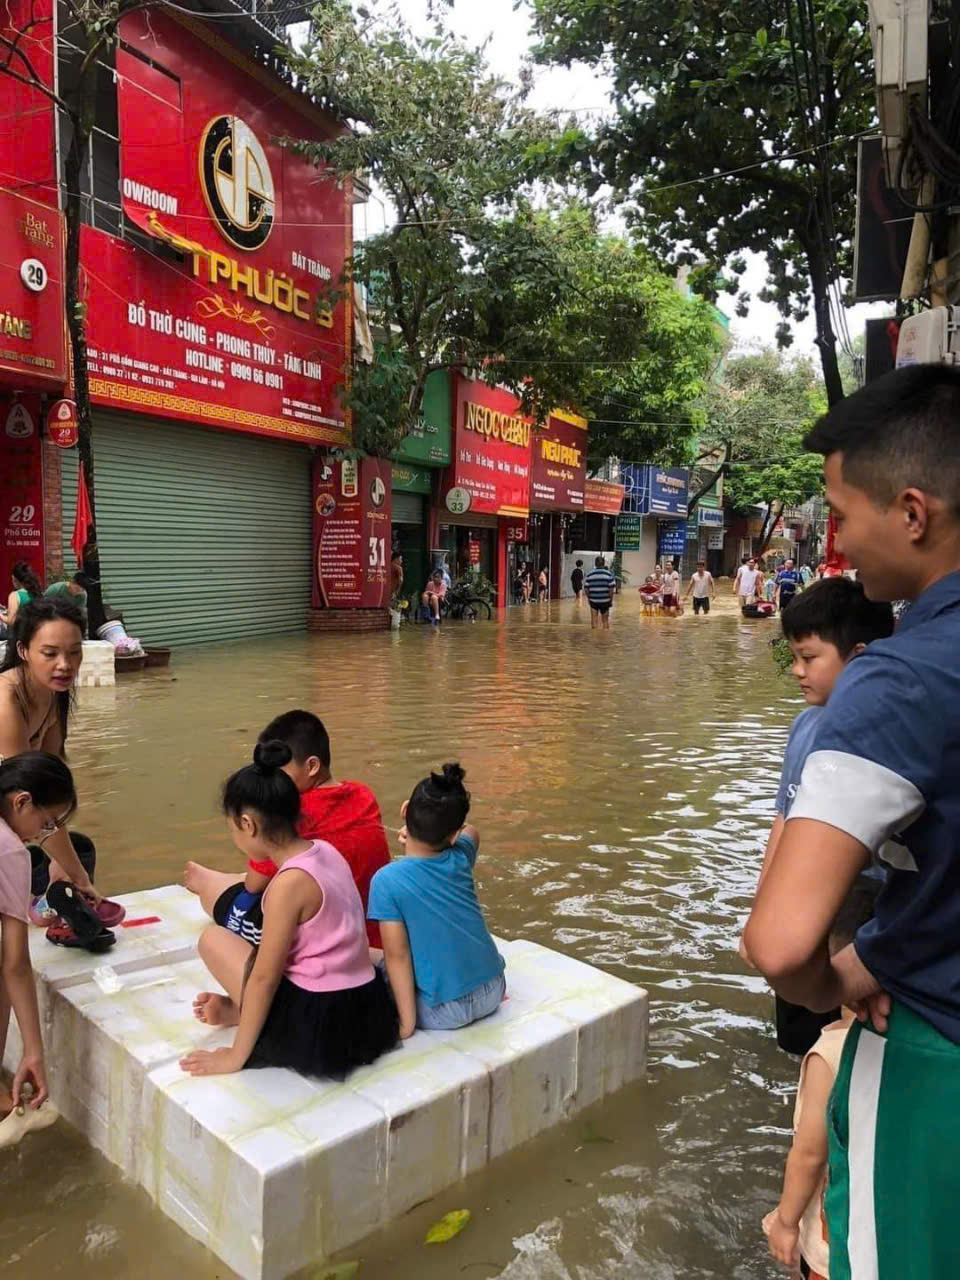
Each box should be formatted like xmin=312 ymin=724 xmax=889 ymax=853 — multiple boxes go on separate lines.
xmin=0 ymin=189 xmax=67 ymax=390
xmin=0 ymin=394 xmax=44 ymax=588
xmin=80 ymin=10 xmax=350 ymax=447
xmin=584 ymin=479 xmax=625 ymax=515
xmin=530 ymin=411 xmax=587 ymax=511
xmin=0 ymin=0 xmax=57 ymax=208
xmin=503 ymin=519 xmax=528 ymax=544
xmin=313 ymin=458 xmax=392 ymax=608
xmin=468 ymin=538 xmax=481 ymax=565
xmin=440 ymin=376 xmax=531 ymax=517
xmin=47 ymin=398 xmax=78 ymax=447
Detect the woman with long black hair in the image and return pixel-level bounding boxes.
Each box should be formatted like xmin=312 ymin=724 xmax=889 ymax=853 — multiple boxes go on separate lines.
xmin=0 ymin=598 xmax=100 ymax=902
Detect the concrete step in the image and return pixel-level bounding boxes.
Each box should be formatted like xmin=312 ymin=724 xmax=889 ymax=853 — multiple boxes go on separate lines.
xmin=5 ymin=884 xmax=648 ymax=1279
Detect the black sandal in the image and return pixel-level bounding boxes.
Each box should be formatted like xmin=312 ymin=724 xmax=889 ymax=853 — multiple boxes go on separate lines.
xmin=45 ymin=918 xmax=116 ymax=952
xmin=46 ymin=883 xmax=109 ymax=943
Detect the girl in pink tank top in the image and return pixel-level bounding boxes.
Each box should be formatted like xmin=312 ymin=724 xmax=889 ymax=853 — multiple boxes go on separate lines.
xmin=181 ymin=740 xmax=398 ymax=1081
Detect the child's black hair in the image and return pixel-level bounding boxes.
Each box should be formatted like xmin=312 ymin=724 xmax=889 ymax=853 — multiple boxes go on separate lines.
xmin=257 ymin=709 xmax=331 ymax=769
xmin=0 ymin=751 xmax=77 ymax=823
xmin=780 ymin=578 xmax=894 ymax=658
xmin=405 ymin=762 xmax=470 ymax=848
xmin=222 ymin=740 xmax=301 ymax=842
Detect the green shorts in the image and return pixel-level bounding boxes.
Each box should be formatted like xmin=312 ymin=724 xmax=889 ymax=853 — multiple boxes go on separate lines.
xmin=826 ymin=1001 xmax=960 ymax=1278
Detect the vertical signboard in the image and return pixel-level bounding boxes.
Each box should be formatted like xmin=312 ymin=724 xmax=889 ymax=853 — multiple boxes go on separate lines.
xmin=313 ymin=458 xmax=391 ymax=608
xmin=529 ymin=411 xmax=587 ymax=510
xmin=0 ymin=189 xmax=67 ymax=389
xmin=0 ymin=395 xmax=44 ymax=588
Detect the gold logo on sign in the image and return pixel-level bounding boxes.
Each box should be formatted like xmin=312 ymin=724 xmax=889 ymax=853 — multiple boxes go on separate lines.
xmin=199 ymin=115 xmax=275 ymax=252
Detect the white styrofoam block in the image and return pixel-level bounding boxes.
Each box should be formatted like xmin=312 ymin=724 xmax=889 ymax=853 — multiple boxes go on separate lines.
xmin=2 ymin=884 xmax=210 ymax=1079
xmin=10 ymin=883 xmax=648 ymax=1280
xmin=24 ymin=884 xmax=208 ymax=992
xmin=41 ymin=958 xmax=232 ymax=1176
xmin=77 ymin=639 xmax=115 ymax=687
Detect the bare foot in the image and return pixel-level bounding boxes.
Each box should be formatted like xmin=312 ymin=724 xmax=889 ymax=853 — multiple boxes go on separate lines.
xmin=183 ymin=861 xmax=211 ymax=896
xmin=193 ymin=992 xmax=239 ymax=1027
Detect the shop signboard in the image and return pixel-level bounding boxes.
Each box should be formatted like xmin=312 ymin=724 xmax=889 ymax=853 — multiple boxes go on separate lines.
xmin=313 ymin=457 xmax=392 ymax=608
xmin=707 ymin=529 xmax=725 ymax=550
xmin=530 ymin=410 xmax=587 ymax=510
xmin=82 ymin=10 xmax=351 ymax=447
xmin=440 ymin=376 xmax=531 ymax=517
xmin=657 ymin=520 xmax=686 ymax=561
xmin=396 ymin=370 xmax=452 ymax=467
xmin=503 ymin=518 xmax=528 ymax=544
xmin=0 ymin=393 xmax=44 ymax=588
xmin=391 ymin=463 xmax=432 ymax=494
xmin=47 ymin=398 xmax=78 ymax=447
xmin=0 ymin=189 xmax=67 ymax=389
xmin=698 ymin=506 xmax=724 ymax=526
xmin=615 ymin=514 xmax=642 ymax=551
xmin=646 ymin=466 xmax=688 ymax=517
xmin=584 ymin=479 xmax=625 ymax=516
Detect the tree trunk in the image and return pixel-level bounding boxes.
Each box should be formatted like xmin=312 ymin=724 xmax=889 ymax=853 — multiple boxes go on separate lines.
xmin=62 ymin=62 xmax=106 ymax=635
xmin=686 ymin=441 xmax=730 ymax=515
xmin=756 ymin=501 xmax=785 ymax=557
xmin=807 ymin=245 xmax=845 ymax=407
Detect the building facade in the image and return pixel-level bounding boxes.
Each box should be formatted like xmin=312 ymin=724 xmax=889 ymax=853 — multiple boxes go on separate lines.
xmin=0 ymin=0 xmax=352 ymax=644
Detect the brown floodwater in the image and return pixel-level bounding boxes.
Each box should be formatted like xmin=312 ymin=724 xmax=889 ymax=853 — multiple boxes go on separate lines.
xmin=1 ymin=593 xmax=801 ymax=1279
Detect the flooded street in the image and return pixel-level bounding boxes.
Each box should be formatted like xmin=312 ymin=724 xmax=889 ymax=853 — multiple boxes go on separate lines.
xmin=2 ymin=595 xmax=801 ymax=1279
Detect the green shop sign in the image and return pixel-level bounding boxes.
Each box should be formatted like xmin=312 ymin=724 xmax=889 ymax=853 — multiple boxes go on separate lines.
xmin=615 ymin=514 xmax=643 ymax=551
xmin=391 ymin=463 xmax=433 ymax=494
xmin=395 ymin=370 xmax=452 ymax=467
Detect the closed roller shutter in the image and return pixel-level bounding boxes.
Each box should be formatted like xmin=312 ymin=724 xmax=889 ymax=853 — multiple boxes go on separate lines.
xmin=62 ymin=412 xmax=311 ymax=646
xmin=390 ymin=492 xmax=423 ymax=524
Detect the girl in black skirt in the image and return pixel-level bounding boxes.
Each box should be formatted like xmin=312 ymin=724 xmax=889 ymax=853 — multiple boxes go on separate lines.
xmin=180 ymin=740 xmax=398 ymax=1080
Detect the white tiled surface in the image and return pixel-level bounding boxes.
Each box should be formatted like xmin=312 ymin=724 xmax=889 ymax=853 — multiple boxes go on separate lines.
xmin=77 ymin=639 xmax=115 ymax=687
xmin=7 ymin=884 xmax=648 ymax=1280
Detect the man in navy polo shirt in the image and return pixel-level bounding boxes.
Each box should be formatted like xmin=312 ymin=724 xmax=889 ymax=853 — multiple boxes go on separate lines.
xmin=745 ymin=365 xmax=960 ymax=1279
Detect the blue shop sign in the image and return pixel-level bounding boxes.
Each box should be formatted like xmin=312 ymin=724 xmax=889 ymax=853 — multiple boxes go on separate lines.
xmin=620 ymin=464 xmax=688 ymax=517
xmin=657 ymin=520 xmax=686 ymax=560
xmin=698 ymin=507 xmax=724 ymax=527
xmin=648 ymin=466 xmax=688 ymax=516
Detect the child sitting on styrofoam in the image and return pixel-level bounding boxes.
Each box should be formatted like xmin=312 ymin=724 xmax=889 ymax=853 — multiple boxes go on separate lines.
xmin=181 ymin=740 xmax=398 ymax=1080
xmin=367 ymin=763 xmax=505 ymax=1038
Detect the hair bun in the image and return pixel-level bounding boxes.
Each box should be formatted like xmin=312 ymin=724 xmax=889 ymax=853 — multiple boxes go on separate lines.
xmin=431 ymin=761 xmax=465 ymax=792
xmin=253 ymin=739 xmax=293 ymax=772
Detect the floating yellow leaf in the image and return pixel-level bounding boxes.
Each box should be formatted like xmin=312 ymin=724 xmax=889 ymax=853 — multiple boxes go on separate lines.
xmin=425 ymin=1208 xmax=472 ymax=1244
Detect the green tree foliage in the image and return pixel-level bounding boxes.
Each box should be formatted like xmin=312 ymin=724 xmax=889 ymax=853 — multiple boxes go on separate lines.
xmin=703 ymin=349 xmax=825 ymax=550
xmin=530 ymin=0 xmax=876 ymax=405
xmin=283 ymin=3 xmax=721 ymax=459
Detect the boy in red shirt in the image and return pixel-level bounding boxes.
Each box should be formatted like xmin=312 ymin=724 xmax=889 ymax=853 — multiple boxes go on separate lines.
xmin=185 ymin=709 xmax=390 ymax=947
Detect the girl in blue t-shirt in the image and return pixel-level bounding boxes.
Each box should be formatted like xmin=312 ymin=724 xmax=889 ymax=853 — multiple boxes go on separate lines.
xmin=368 ymin=762 xmax=505 ymax=1037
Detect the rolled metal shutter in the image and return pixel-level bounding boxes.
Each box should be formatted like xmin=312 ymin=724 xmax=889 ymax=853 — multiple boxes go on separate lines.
xmin=390 ymin=492 xmax=423 ymax=524
xmin=61 ymin=411 xmax=311 ymax=646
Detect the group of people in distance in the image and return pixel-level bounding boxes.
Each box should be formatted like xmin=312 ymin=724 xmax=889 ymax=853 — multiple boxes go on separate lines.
xmin=514 ymin=562 xmax=549 ymax=605
xmin=745 ymin=364 xmax=960 ymax=1278
xmin=734 ymin=555 xmax=807 ymax=614
xmin=0 ymin=598 xmax=505 ymax=1134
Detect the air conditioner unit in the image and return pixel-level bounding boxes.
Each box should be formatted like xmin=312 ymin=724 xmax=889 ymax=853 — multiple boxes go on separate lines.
xmin=895 ymin=306 xmax=960 ymax=366
xmin=867 ymin=0 xmax=929 ymax=182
